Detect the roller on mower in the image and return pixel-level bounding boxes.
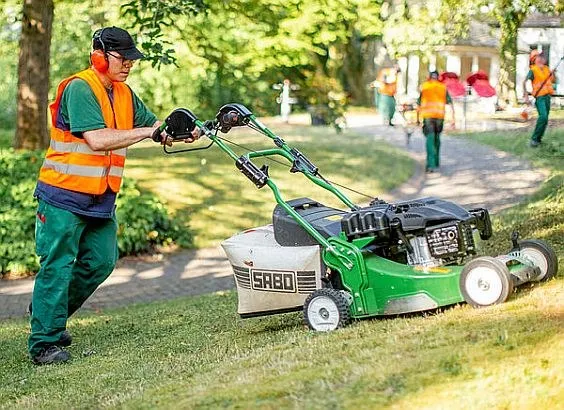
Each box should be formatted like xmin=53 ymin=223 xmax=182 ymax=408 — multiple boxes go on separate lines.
xmin=155 ymin=104 xmax=558 ymax=331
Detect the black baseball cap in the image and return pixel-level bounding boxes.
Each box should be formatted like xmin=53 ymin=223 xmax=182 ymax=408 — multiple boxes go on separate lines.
xmin=93 ymin=26 xmax=144 ymax=60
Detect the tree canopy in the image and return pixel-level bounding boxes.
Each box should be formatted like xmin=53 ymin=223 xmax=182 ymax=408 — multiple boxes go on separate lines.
xmin=1 ymin=0 xmax=560 ymax=148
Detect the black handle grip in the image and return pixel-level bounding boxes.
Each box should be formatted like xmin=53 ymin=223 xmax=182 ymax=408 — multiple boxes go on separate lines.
xmin=222 ymin=111 xmax=239 ymax=127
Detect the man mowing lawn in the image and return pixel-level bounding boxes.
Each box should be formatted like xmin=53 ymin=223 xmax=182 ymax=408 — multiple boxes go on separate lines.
xmin=28 ymin=26 xmax=197 ymax=365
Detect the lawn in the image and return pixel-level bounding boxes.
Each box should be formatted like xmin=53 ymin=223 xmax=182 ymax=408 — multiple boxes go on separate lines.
xmin=125 ymin=123 xmax=415 ymax=247
xmin=0 ymin=279 xmax=562 ymax=409
xmin=1 ymin=124 xmax=562 ymax=409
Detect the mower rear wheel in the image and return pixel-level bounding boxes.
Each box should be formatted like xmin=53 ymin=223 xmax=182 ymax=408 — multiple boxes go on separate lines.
xmin=304 ymin=288 xmax=350 ymax=332
xmin=460 ymin=256 xmax=513 ymax=308
xmin=516 ymin=240 xmax=558 ymax=282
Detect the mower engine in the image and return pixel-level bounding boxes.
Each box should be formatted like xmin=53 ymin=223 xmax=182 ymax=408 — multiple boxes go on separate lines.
xmin=340 ymin=197 xmax=492 ymax=268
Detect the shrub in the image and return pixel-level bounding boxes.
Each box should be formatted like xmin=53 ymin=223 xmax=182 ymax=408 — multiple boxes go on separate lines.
xmin=116 ymin=179 xmax=194 ymax=255
xmin=0 ymin=148 xmax=193 ymax=278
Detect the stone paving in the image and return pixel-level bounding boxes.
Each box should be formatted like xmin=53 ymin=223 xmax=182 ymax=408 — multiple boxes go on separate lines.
xmin=0 ymin=115 xmax=546 ymax=321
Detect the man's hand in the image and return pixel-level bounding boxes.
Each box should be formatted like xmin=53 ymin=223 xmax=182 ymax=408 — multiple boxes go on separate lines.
xmin=160 ymin=127 xmax=200 ymax=146
xmin=183 ymin=128 xmax=200 ymax=143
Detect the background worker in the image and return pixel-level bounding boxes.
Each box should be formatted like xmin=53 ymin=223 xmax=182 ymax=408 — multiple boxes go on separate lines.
xmin=29 ymin=26 xmax=197 ymax=365
xmin=372 ymin=64 xmax=400 ymax=126
xmin=523 ymin=50 xmax=556 ymax=147
xmin=416 ymin=71 xmax=455 ymax=173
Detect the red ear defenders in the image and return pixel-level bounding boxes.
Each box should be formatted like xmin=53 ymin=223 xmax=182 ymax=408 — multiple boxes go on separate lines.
xmin=90 ymin=28 xmax=108 ymax=72
xmin=90 ymin=49 xmax=108 ymax=72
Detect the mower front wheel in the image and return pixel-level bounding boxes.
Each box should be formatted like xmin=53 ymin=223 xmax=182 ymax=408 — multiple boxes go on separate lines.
xmin=304 ymin=288 xmax=350 ymax=332
xmin=460 ymin=256 xmax=514 ymax=308
xmin=516 ymin=240 xmax=558 ymax=282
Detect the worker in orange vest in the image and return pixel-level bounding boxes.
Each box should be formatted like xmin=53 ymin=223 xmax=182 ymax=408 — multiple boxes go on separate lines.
xmin=523 ymin=50 xmax=556 ymax=147
xmin=416 ymin=71 xmax=455 ymax=173
xmin=372 ymin=65 xmax=400 ymax=126
xmin=29 ymin=27 xmax=198 ymax=365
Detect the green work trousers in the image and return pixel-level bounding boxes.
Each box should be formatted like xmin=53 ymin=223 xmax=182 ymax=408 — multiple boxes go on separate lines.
xmin=532 ymin=94 xmax=551 ymax=143
xmin=423 ymin=118 xmax=444 ymax=170
xmin=378 ymin=94 xmax=396 ymax=125
xmin=28 ymin=200 xmax=118 ymax=356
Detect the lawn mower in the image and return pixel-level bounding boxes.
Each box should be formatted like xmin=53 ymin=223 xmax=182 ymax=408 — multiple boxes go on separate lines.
xmin=153 ymin=104 xmax=558 ymax=331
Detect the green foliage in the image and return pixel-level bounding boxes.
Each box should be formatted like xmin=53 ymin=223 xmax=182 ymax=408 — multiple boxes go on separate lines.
xmin=0 ymin=149 xmax=44 ymax=276
xmin=123 ymin=0 xmax=386 ymax=117
xmin=2 ymin=0 xmax=386 ymax=136
xmin=0 ymin=2 xmax=19 ymax=129
xmin=120 ymin=0 xmax=206 ymax=68
xmin=302 ymin=73 xmax=349 ymax=131
xmin=0 ymin=146 xmax=193 ymax=278
xmin=116 ymin=179 xmax=193 ymax=255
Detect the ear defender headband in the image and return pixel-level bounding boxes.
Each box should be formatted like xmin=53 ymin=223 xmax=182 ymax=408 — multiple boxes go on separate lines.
xmin=90 ymin=28 xmax=108 ymax=73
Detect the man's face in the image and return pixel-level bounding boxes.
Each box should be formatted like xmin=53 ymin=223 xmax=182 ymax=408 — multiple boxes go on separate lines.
xmin=535 ymin=55 xmax=546 ymax=66
xmin=106 ymin=52 xmax=135 ymax=82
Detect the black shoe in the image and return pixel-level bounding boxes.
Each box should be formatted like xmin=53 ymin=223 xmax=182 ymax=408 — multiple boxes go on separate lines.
xmin=58 ymin=330 xmax=72 ymax=347
xmin=32 ymin=346 xmax=70 ymax=365
xmin=28 ymin=304 xmax=72 ymax=346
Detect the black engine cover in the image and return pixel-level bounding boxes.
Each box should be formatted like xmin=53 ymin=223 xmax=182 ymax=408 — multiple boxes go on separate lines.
xmin=273 ymin=198 xmax=345 ymax=246
xmin=273 ymin=197 xmax=491 ymax=250
xmin=387 ymin=197 xmax=475 ymax=230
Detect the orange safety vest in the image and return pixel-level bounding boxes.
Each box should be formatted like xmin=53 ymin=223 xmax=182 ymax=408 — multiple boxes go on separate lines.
xmin=531 ymin=65 xmax=554 ymax=97
xmin=419 ymin=80 xmax=447 ymax=119
xmin=39 ymin=69 xmax=134 ymax=195
xmin=377 ymin=68 xmax=398 ymax=96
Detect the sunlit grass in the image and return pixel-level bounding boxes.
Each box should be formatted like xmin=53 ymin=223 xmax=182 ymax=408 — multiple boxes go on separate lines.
xmin=126 ymin=124 xmax=415 ymax=247
xmin=0 ymin=280 xmax=561 ymax=409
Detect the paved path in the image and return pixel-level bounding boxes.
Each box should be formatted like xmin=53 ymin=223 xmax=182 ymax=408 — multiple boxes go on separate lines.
xmin=0 ymin=116 xmax=546 ymax=321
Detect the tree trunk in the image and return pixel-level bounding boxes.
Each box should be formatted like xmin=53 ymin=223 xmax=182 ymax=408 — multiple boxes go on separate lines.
xmin=14 ymin=0 xmax=54 ymax=150
xmin=341 ymin=31 xmax=369 ymax=105
xmin=495 ymin=2 xmax=525 ymax=106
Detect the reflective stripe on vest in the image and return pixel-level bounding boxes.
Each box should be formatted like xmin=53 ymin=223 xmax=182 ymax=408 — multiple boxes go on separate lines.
xmin=531 ymin=65 xmax=554 ymax=97
xmin=39 ymin=68 xmax=133 ymax=195
xmin=420 ymin=80 xmax=447 ymax=119
xmin=49 ymin=139 xmax=127 ymax=157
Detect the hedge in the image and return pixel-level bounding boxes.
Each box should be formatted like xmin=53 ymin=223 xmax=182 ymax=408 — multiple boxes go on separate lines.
xmin=0 ymin=148 xmax=193 ymax=278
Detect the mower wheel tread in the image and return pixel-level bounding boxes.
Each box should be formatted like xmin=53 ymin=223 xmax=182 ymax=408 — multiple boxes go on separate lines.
xmin=303 ymin=288 xmax=350 ymax=332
